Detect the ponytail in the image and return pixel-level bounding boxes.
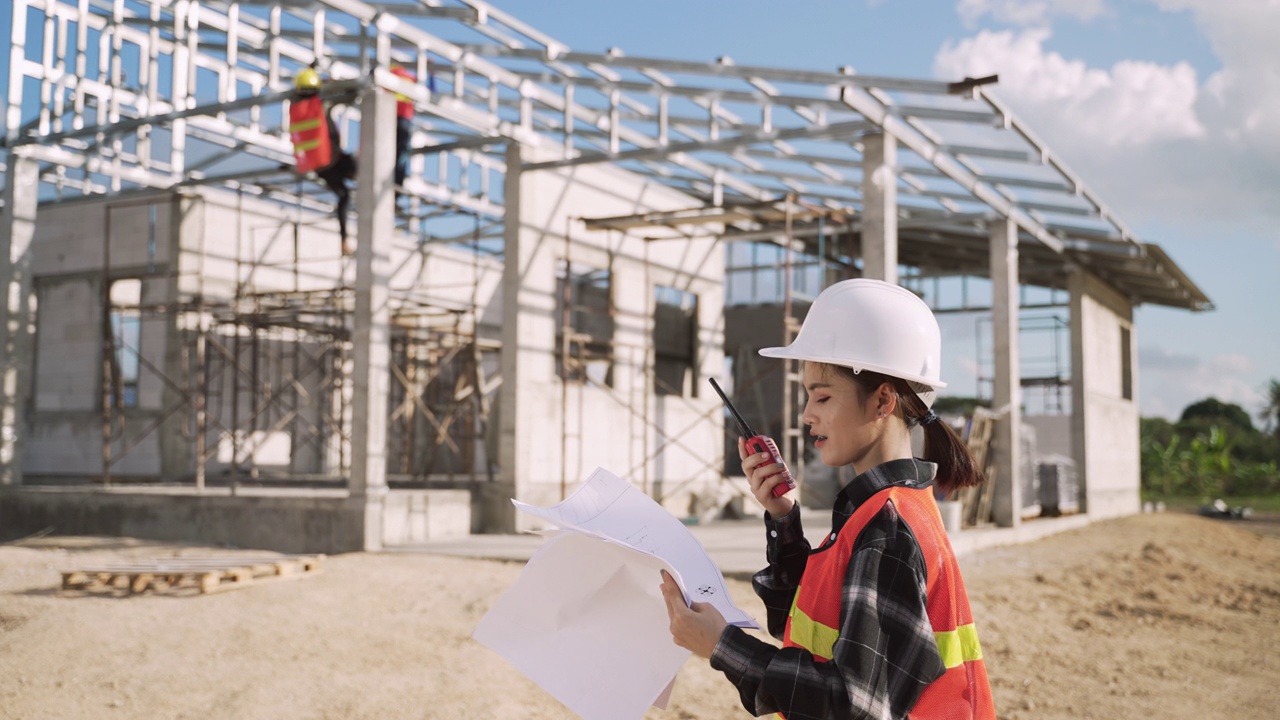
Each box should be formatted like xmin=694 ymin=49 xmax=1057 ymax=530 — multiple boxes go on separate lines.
xmin=830 ymin=366 xmax=986 ymax=494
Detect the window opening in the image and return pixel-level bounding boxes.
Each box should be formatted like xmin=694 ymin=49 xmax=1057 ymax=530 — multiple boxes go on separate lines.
xmin=108 ymin=278 xmax=142 ymax=408
xmin=1121 ymin=325 xmax=1133 ymax=401
xmin=556 ymin=260 xmax=614 ymax=386
xmin=653 ymin=285 xmax=698 ymax=397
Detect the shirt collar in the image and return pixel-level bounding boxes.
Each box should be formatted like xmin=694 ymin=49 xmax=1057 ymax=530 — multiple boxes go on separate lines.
xmin=834 ymin=457 xmax=938 ymax=512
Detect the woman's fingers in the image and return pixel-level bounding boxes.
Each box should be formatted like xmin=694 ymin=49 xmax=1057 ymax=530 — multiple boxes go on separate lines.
xmin=738 ymin=441 xmax=793 ymax=514
xmin=741 ymin=449 xmax=771 ymax=476
xmin=659 ymin=570 xmax=685 ymax=613
xmin=746 ymin=460 xmax=785 ymax=490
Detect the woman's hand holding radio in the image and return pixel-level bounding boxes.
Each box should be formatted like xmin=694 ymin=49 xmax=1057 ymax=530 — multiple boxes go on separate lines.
xmin=739 ymin=436 xmax=795 ymax=519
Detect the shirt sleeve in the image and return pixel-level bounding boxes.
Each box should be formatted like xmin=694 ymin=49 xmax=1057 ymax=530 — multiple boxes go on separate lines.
xmin=751 ymin=504 xmax=811 ymax=640
xmin=710 ymin=502 xmax=946 ymax=719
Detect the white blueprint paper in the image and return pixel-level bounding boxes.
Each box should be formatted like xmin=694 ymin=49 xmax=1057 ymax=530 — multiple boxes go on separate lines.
xmin=512 ymin=466 xmax=758 ymax=628
xmin=472 ymin=530 xmax=690 ymax=720
xmin=473 ymin=467 xmax=762 ymax=720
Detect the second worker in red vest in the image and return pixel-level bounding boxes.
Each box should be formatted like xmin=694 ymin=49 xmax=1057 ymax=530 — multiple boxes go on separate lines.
xmin=389 ymin=63 xmax=417 ymax=190
xmin=661 ymin=278 xmax=996 ymax=719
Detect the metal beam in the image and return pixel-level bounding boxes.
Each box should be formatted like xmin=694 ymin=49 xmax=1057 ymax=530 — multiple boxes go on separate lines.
xmin=459 ymin=45 xmax=958 ymax=95
xmin=935 ymin=143 xmax=1030 ymax=162
xmin=839 ymin=85 xmax=1064 ymax=253
xmin=978 ymin=88 xmax=1138 ymax=244
xmin=525 ymin=119 xmax=874 ymax=171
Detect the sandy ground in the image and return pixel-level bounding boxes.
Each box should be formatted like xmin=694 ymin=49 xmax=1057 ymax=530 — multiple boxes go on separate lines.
xmin=1 ymin=512 xmax=1278 ymax=720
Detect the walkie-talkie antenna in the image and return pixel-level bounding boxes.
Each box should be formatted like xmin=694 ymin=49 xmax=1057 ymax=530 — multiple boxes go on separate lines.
xmin=709 ymin=378 xmax=796 ymax=498
xmin=708 ymin=378 xmax=755 ymax=438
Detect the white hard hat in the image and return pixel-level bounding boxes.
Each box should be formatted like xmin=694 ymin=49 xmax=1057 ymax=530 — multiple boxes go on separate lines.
xmin=760 ymin=278 xmax=946 ymax=390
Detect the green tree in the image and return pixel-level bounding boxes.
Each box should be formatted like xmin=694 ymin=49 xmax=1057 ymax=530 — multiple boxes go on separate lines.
xmin=1185 ymin=425 xmax=1234 ymax=498
xmin=1140 ymin=419 xmax=1182 ymax=495
xmin=1140 ymin=417 xmax=1176 ymax=447
xmin=932 ymin=395 xmax=989 ymax=416
xmin=1259 ymin=379 xmax=1280 ymax=439
xmin=1141 ymin=392 xmax=1280 ymax=499
xmin=1180 ymin=397 xmax=1254 ymax=433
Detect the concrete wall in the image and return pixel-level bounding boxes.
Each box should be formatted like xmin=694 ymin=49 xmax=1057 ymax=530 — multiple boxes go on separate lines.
xmin=0 ymin=487 xmax=362 ymax=553
xmin=0 ymin=487 xmax=468 ymax=552
xmin=498 ymin=143 xmax=725 ymax=531
xmin=176 ymin=189 xmax=504 ymax=319
xmin=1071 ymin=270 xmax=1140 ymax=519
xmin=24 ymin=162 xmax=725 ymax=535
xmin=27 ymin=196 xmax=182 ymax=478
xmin=1025 ymin=414 xmax=1072 ymax=459
xmin=381 ymin=489 xmax=471 ymax=545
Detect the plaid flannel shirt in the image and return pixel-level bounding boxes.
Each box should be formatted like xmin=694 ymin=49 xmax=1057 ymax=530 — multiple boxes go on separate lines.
xmin=710 ymin=458 xmax=947 ymax=719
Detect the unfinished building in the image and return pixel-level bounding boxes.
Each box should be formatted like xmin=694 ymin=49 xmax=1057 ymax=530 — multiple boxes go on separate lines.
xmin=0 ymin=0 xmax=1209 ymax=552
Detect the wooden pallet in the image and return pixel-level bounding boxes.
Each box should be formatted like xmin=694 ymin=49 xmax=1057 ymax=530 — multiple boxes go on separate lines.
xmin=959 ymin=408 xmax=998 ymax=528
xmin=60 ymin=554 xmax=324 ymax=596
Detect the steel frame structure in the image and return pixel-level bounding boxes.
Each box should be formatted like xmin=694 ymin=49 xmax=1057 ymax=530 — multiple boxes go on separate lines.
xmin=1 ymin=0 xmax=1211 ymax=508
xmin=3 ymin=0 xmax=1209 ymax=315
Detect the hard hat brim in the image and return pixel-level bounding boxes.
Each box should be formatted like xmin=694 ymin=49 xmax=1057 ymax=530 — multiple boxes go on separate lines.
xmin=758 ymin=345 xmax=948 ymax=389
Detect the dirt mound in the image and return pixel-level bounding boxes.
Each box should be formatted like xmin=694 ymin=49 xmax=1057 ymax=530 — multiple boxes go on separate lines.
xmin=966 ymin=513 xmax=1280 ymax=719
xmin=0 ymin=512 xmax=1276 ymax=719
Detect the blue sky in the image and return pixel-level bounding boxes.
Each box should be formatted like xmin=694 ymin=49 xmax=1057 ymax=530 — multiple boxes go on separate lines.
xmin=492 ymin=0 xmax=1280 ymax=422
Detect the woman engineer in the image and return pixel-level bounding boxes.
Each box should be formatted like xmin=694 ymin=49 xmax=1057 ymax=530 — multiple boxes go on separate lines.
xmin=660 ymin=278 xmax=996 ymax=719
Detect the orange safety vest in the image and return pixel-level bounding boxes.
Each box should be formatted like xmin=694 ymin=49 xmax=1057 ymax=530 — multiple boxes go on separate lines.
xmin=781 ymin=486 xmax=995 ymax=719
xmin=288 ymin=96 xmax=333 ymax=173
xmin=390 ymin=65 xmax=416 ymax=119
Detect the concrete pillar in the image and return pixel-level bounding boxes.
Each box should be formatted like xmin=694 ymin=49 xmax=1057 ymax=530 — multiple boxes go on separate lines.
xmin=989 ymin=216 xmax=1022 ymax=527
xmin=860 ymin=132 xmax=898 ymax=283
xmin=160 ymin=196 xmax=192 ymax=481
xmin=1069 ymin=268 xmax=1088 ymax=515
xmin=491 ymin=142 xmax=530 ymax=534
xmin=0 ymin=153 xmax=38 ymax=486
xmin=350 ymin=86 xmax=396 ymax=549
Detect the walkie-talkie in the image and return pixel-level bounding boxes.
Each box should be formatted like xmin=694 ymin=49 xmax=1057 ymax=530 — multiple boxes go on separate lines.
xmin=709 ymin=378 xmax=795 ymax=498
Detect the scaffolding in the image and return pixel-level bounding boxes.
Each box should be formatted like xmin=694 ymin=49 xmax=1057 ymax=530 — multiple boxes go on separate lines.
xmin=92 ymin=196 xmax=500 ymax=489
xmin=976 ymin=313 xmax=1073 ymax=416
xmin=387 ymin=310 xmax=500 ymax=485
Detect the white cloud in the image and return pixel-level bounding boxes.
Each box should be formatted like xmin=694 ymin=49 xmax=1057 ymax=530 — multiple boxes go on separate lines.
xmin=932 ymin=5 xmax=1280 ymax=231
xmin=1148 ymin=0 xmax=1280 ymax=158
xmin=934 ymin=29 xmax=1204 ymax=147
xmin=957 ymin=0 xmax=1107 ymax=28
xmin=1139 ymin=346 xmax=1263 ymax=419
xmin=931 ymin=1 xmax=1280 ymax=423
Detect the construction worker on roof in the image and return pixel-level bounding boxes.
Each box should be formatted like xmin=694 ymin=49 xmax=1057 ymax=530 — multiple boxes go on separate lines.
xmin=289 ymin=66 xmax=358 ymax=255
xmin=389 ymin=63 xmax=418 ymax=190
xmin=660 ymin=278 xmax=997 ymax=719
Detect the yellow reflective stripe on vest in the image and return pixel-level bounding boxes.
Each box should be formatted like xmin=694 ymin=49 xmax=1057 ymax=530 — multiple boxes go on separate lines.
xmin=934 ymin=623 xmax=983 ymax=669
xmin=788 ymin=603 xmax=839 ymax=661
xmin=295 ymin=139 xmax=320 ymax=152
xmin=290 ymin=118 xmax=321 ymax=132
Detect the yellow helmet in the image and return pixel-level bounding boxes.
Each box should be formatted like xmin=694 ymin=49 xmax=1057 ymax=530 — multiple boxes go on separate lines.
xmin=294 ymin=68 xmax=321 ymax=91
